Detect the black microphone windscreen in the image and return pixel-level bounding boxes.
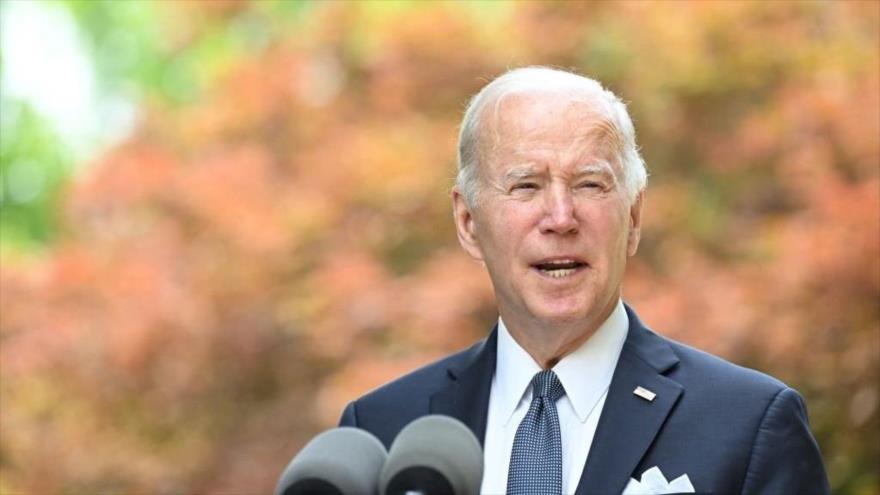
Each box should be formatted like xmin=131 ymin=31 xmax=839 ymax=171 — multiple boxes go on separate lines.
xmin=275 ymin=427 xmax=387 ymax=495
xmin=380 ymin=415 xmax=483 ymax=495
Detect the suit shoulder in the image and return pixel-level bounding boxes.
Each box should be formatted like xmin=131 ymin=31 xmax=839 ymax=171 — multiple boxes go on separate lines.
xmin=340 ymin=338 xmax=488 ymax=446
xmin=664 ymin=336 xmax=789 ymax=399
xmin=661 ymin=339 xmax=828 ymax=494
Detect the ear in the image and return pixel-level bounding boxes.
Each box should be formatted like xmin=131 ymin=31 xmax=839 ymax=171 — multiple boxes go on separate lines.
xmin=626 ymin=190 xmax=644 ymax=256
xmin=452 ymin=188 xmax=485 ymax=261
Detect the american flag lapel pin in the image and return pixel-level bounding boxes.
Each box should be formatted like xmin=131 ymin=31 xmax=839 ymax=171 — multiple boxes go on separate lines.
xmin=633 ymin=386 xmax=657 ymax=402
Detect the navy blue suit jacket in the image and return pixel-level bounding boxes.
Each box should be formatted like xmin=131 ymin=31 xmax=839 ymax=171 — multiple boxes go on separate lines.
xmin=339 ymin=305 xmax=830 ymax=494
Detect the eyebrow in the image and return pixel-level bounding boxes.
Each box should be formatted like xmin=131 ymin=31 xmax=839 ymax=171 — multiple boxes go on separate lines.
xmin=503 ymin=166 xmax=541 ymax=182
xmin=502 ymin=161 xmax=617 ymax=182
xmin=573 ymin=161 xmax=615 ymax=177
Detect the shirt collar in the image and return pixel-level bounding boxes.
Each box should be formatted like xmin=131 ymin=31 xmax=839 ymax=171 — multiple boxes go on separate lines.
xmin=495 ymin=299 xmax=629 ymax=425
xmin=496 ymin=317 xmax=543 ymax=426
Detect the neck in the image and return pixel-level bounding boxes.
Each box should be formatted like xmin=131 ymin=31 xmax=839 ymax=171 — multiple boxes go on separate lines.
xmin=503 ymin=297 xmax=619 ymax=369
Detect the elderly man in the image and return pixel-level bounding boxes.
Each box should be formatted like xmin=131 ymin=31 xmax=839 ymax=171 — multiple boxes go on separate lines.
xmin=339 ymin=67 xmax=829 ymax=494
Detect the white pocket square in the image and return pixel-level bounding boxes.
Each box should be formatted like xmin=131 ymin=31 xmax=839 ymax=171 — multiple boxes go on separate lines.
xmin=622 ymin=466 xmax=695 ymax=494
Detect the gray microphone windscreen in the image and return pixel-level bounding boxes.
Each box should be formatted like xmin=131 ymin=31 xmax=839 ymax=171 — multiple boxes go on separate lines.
xmin=275 ymin=427 xmax=387 ymax=495
xmin=379 ymin=415 xmax=483 ymax=495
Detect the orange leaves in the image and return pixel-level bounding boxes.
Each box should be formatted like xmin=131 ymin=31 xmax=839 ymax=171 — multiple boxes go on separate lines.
xmin=69 ymin=142 xmax=178 ymax=215
xmin=775 ymin=176 xmax=880 ymax=296
xmin=173 ymin=144 xmax=290 ymax=254
xmin=315 ymin=352 xmax=445 ymax=427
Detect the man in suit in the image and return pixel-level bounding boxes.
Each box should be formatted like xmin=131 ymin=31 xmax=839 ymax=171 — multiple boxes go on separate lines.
xmin=339 ymin=67 xmax=830 ymax=494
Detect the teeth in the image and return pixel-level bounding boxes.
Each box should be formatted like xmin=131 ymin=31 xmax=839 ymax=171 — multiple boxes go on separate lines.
xmin=541 ymin=268 xmax=576 ymax=278
xmin=545 ymin=259 xmax=576 ymax=266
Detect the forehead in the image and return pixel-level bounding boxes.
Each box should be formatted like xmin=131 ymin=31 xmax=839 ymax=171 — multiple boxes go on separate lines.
xmin=482 ymin=92 xmax=619 ymax=166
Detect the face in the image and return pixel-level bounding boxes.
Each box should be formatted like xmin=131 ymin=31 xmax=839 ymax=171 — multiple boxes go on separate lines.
xmin=453 ymin=92 xmax=643 ymax=333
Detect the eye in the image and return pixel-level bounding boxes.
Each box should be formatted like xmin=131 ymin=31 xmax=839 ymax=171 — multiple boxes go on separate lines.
xmin=578 ymin=181 xmax=603 ymax=189
xmin=511 ymin=182 xmax=539 ymax=191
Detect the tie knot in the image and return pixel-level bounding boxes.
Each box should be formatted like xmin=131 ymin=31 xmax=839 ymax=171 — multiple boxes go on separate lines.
xmin=532 ymin=370 xmax=565 ymax=402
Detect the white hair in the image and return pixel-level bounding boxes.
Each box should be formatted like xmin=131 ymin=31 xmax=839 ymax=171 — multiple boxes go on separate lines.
xmin=456 ymin=66 xmax=647 ymax=207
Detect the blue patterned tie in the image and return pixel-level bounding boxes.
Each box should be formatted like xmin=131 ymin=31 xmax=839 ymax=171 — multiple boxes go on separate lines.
xmin=507 ymin=369 xmax=566 ymax=495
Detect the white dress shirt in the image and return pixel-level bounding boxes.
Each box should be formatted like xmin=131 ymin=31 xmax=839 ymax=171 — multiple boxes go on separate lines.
xmin=480 ymin=299 xmax=629 ymax=495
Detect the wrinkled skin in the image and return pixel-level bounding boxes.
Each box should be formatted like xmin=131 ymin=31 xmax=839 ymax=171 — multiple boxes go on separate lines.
xmin=453 ymin=92 xmax=643 ymax=368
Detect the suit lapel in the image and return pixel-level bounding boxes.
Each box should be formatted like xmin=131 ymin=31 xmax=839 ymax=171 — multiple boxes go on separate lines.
xmin=576 ymin=306 xmax=683 ymax=495
xmin=426 ymin=309 xmax=682 ymax=492
xmin=429 ymin=327 xmax=497 ymax=447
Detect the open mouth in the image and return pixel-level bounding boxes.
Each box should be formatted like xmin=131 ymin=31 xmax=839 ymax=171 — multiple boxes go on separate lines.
xmin=532 ymin=259 xmax=587 ymax=279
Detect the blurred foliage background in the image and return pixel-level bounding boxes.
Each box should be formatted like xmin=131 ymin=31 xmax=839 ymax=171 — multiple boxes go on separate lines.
xmin=0 ymin=1 xmax=877 ymax=494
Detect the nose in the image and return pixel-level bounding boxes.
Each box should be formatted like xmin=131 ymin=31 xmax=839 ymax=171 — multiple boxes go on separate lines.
xmin=538 ymin=183 xmax=578 ymax=235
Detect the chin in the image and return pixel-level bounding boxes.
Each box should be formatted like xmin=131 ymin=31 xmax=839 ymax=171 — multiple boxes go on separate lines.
xmin=532 ymin=301 xmax=593 ymax=326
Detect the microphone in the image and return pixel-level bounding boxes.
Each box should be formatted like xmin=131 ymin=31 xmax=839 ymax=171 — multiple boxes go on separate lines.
xmin=379 ymin=415 xmax=483 ymax=495
xmin=275 ymin=427 xmax=388 ymax=495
